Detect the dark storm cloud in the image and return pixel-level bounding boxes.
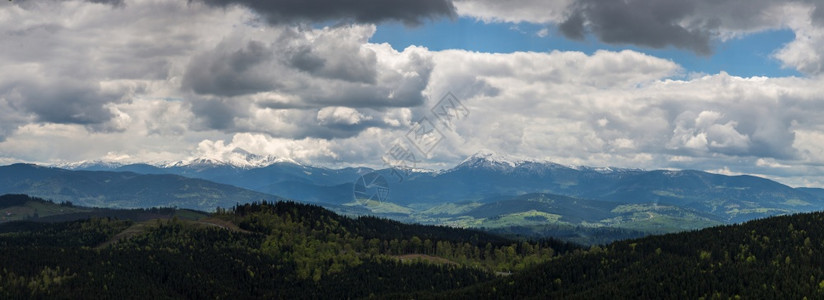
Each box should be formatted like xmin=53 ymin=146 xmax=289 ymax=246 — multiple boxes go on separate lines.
xmin=285 ymin=45 xmax=378 ymax=84
xmin=814 ymin=5 xmax=824 ymax=26
xmin=10 ymin=0 xmax=124 ymax=6
xmin=558 ymin=11 xmax=585 ymax=40
xmin=195 ymin=0 xmax=457 ymax=25
xmin=560 ymin=0 xmax=713 ymax=55
xmin=87 ymin=0 xmax=124 ymax=5
xmin=190 ymin=97 xmax=241 ymax=131
xmin=182 ymin=25 xmax=433 ymax=113
xmin=5 ymin=79 xmax=116 ymax=125
xmin=557 ymin=0 xmax=824 ymax=55
xmin=187 ymin=97 xmax=402 ymax=140
xmin=306 ymin=79 xmax=428 ymax=108
xmin=183 ymin=41 xmax=279 ymax=97
xmin=182 ymin=27 xmax=382 ymax=98
xmin=0 ymin=98 xmax=28 ymax=143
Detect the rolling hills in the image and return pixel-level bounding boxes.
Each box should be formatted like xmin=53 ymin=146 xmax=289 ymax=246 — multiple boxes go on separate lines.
xmin=1 ymin=194 xmax=823 ymax=298
xmin=0 ymin=198 xmax=574 ymax=298
xmin=442 ymin=210 xmax=824 ymax=298
xmin=0 ymin=164 xmax=279 ymax=211
xmin=422 ymin=193 xmax=724 ymax=233
xmin=0 ymin=194 xmax=208 ymax=224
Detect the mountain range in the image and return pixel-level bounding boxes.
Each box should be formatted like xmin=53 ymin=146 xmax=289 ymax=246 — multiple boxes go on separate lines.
xmin=4 ymin=150 xmax=824 ymax=242
xmin=0 ymin=164 xmax=279 ymax=210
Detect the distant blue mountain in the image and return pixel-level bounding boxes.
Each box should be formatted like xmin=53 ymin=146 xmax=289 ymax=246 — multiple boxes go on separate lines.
xmin=386 ymin=154 xmax=823 ymax=222
xmin=0 ymin=164 xmax=279 ymax=211
xmin=53 ymin=151 xmax=824 ymax=224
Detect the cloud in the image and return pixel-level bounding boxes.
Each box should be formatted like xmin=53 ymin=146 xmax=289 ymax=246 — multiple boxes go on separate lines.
xmin=177 ymin=24 xmax=433 ymax=138
xmin=4 ymin=0 xmax=824 ymax=189
xmin=536 ymin=28 xmax=549 ymax=38
xmin=419 ymin=50 xmax=824 ymax=185
xmin=458 ymin=0 xmax=824 ymax=73
xmin=453 ymin=0 xmax=574 ymax=24
xmin=0 ymin=0 xmax=237 ymax=138
xmin=1 ymin=0 xmax=433 ymax=142
xmin=189 ymin=97 xmax=242 ymax=131
xmin=182 ymin=25 xmax=434 ymax=110
xmin=193 ymin=133 xmax=337 ymax=164
xmin=773 ymin=5 xmax=824 ymax=75
xmin=0 ymin=97 xmax=29 ymax=142
xmin=12 ymin=0 xmax=124 ymax=6
xmin=196 ymin=0 xmax=456 ymax=26
xmin=560 ymin=0 xmax=714 ymax=55
xmin=554 ymin=0 xmax=822 ymax=55
xmin=183 ymin=40 xmax=280 ymax=97
xmin=668 ymin=111 xmax=751 ymax=155
xmin=317 ymin=107 xmax=371 ymax=126
xmin=6 ymin=76 xmax=120 ymax=125
xmin=182 ymin=25 xmax=381 ymax=97
xmin=815 ymin=4 xmax=824 ymax=25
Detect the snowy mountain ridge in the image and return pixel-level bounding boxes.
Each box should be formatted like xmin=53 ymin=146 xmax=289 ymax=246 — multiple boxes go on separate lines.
xmin=55 ymin=149 xmax=644 ymax=175
xmin=56 ymin=148 xmax=298 ymax=170
xmin=163 ymin=148 xmax=297 ymax=169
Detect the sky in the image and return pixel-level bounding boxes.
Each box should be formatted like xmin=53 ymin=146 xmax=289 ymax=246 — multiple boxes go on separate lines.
xmin=2 ymin=0 xmax=824 ymax=187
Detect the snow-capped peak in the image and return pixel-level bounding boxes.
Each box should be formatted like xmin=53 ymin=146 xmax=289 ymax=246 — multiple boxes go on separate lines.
xmin=54 ymin=160 xmax=125 ymax=170
xmin=49 ymin=148 xmax=296 ymax=170
xmin=165 ymin=148 xmax=297 ymax=169
xmin=571 ymin=165 xmax=644 ymax=174
xmin=455 ymin=151 xmax=524 ymax=170
xmin=449 ymin=151 xmax=628 ymax=174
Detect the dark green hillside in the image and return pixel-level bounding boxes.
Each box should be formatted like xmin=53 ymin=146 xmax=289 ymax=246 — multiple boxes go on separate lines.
xmin=441 ymin=211 xmax=824 ymax=299
xmin=0 ymin=194 xmax=208 ymax=223
xmin=7 ymin=191 xmax=823 ymax=298
xmin=0 ymin=197 xmax=575 ymax=298
xmin=230 ymin=200 xmax=516 ymax=246
xmin=221 ymin=201 xmax=577 ymax=274
xmin=488 ymin=224 xmax=650 ymax=246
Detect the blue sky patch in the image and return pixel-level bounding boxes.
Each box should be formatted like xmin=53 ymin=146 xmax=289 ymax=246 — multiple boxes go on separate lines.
xmin=371 ymin=18 xmax=800 ymax=78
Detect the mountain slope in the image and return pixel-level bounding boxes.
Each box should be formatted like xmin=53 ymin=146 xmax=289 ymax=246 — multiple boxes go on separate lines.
xmin=441 ymin=210 xmax=824 ymax=298
xmin=0 ymin=194 xmax=208 ymax=226
xmin=0 ymin=199 xmax=576 ymax=298
xmin=0 ymin=164 xmax=279 ymax=211
xmin=386 ymin=154 xmax=822 ymax=222
xmin=3 ymin=195 xmax=823 ymax=298
xmin=72 ymin=161 xmax=367 ymax=205
xmin=42 ymin=152 xmax=824 ymax=232
xmin=796 ymin=187 xmax=824 ymax=200
xmin=59 ymin=152 xmax=823 ymax=223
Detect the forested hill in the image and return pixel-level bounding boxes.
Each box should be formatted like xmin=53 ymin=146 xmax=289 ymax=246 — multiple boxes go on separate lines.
xmin=440 ymin=211 xmax=824 ymax=299
xmin=4 ymin=194 xmax=822 ymax=298
xmin=0 ymin=194 xmax=208 ymax=223
xmin=0 ymin=197 xmax=576 ymax=298
xmin=230 ymin=200 xmax=516 ymax=246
